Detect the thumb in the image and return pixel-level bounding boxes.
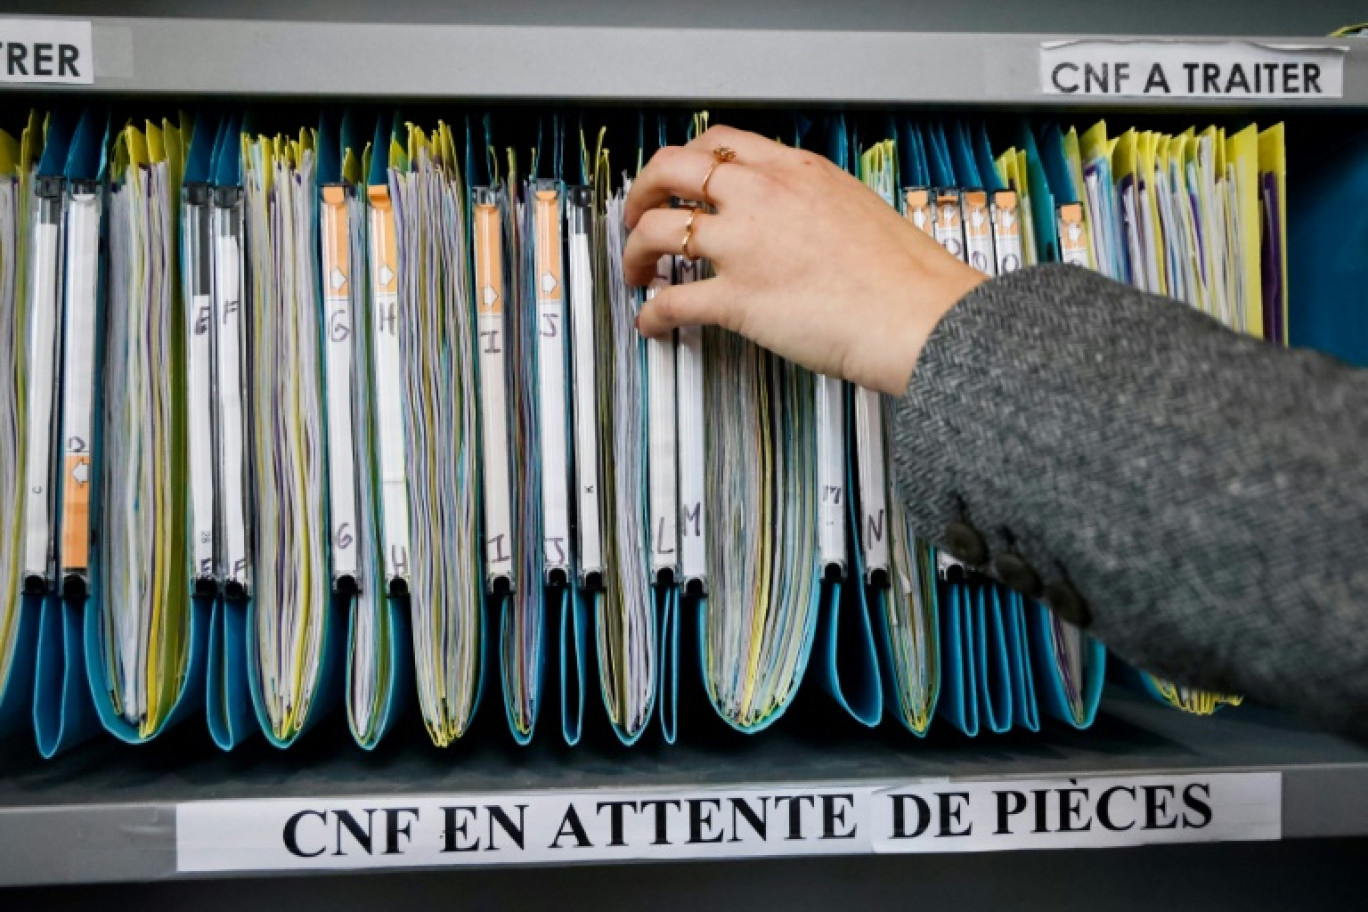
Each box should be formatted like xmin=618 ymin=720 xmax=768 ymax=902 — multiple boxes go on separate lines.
xmin=636 ymin=276 xmax=735 ymax=338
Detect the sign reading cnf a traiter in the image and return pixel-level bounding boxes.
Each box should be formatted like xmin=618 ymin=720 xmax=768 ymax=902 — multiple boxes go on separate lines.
xmin=1040 ymin=40 xmax=1346 ymax=99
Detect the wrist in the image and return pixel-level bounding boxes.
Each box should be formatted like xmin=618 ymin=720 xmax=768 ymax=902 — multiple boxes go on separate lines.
xmin=872 ymin=260 xmax=986 ymax=396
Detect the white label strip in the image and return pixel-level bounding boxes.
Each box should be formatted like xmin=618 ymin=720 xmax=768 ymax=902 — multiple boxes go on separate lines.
xmin=645 ymin=254 xmax=677 ymax=579
xmin=176 ymin=772 xmax=1279 ymax=873
xmin=853 ymin=386 xmax=888 ymax=581
xmin=322 ymin=195 xmax=358 ymax=585
xmin=1039 ymin=40 xmax=1345 ymax=99
xmin=533 ymin=185 xmax=571 ymax=581
xmin=567 ymin=203 xmax=602 ymax=581
xmin=59 ymin=193 xmax=99 ymax=574
xmin=0 ymin=18 xmax=93 ymax=85
xmin=473 ymin=193 xmax=513 ymax=590
xmin=23 ymin=214 xmax=61 ymax=583
xmin=367 ymin=196 xmax=411 ymax=590
xmin=674 ymin=257 xmax=705 ymax=591
xmin=185 ymin=201 xmax=216 ymax=583
xmin=213 ymin=213 xmax=251 ymax=591
xmin=816 ymin=374 xmax=845 ymax=575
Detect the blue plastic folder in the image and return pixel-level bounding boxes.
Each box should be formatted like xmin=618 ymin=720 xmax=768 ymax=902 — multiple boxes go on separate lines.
xmin=796 ymin=115 xmax=881 ymax=731
xmin=324 ymin=112 xmax=412 ymax=750
xmin=201 ymin=114 xmax=254 ymax=751
xmin=82 ymin=112 xmax=212 ymax=747
xmin=28 ymin=110 xmax=100 ymax=758
xmin=1020 ymin=121 xmax=1107 ymax=729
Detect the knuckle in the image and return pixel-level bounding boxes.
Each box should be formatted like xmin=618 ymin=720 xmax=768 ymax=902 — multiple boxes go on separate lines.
xmin=652 ymin=145 xmax=682 ymax=170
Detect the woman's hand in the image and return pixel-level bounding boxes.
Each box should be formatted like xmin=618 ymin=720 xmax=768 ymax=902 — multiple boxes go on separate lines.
xmin=623 ymin=125 xmax=986 ymax=396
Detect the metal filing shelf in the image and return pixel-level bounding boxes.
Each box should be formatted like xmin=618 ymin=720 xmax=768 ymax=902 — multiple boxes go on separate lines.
xmin=1 ymin=10 xmax=1366 ymax=901
xmin=0 ymin=15 xmax=1361 ymax=106
xmin=0 ymin=693 xmax=1365 ymax=886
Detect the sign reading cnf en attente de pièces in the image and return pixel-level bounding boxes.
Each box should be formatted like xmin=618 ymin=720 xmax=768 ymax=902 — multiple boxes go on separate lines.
xmin=176 ymin=772 xmax=1281 ymax=873
xmin=1040 ymin=40 xmax=1346 ymax=99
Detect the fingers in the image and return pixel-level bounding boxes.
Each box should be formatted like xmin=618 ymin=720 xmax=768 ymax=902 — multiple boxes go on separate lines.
xmin=625 ymin=145 xmax=746 ymax=228
xmin=637 ymin=277 xmax=733 ymax=338
xmin=683 ymin=125 xmax=786 ymax=164
xmin=623 ymin=207 xmax=723 ymax=286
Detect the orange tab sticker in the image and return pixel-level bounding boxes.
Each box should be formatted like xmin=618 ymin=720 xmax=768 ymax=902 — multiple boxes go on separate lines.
xmin=903 ymin=188 xmax=935 ymax=237
xmin=60 ymin=453 xmax=91 ymax=571
xmin=474 ymin=201 xmax=504 ymax=317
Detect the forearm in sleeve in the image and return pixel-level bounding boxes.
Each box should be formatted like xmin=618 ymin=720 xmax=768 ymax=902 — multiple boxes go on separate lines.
xmin=891 ymin=263 xmax=1368 ymax=735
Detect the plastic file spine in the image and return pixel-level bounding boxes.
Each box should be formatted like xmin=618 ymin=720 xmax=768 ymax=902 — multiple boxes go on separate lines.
xmin=961 ymin=189 xmax=996 ymax=277
xmin=321 ymin=185 xmax=359 ymax=594
xmin=473 ymin=187 xmax=514 ymax=593
xmin=816 ymin=370 xmax=846 ymax=578
xmin=183 ymin=185 xmax=217 ymax=593
xmin=674 ymin=255 xmax=706 ymax=596
xmin=212 ymin=187 xmax=251 ymax=599
xmin=644 ymin=253 xmax=678 ymax=584
xmin=58 ymin=184 xmax=99 ymax=596
xmin=365 ymin=184 xmax=411 ymax=596
xmin=21 ymin=177 xmax=63 ymax=595
xmin=566 ymin=186 xmax=602 ymax=589
xmin=532 ymin=181 xmax=571 ymax=588
xmin=991 ymin=189 xmax=1025 ymax=276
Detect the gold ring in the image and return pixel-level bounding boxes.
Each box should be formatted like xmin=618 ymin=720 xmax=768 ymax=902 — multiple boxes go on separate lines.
xmin=681 ymin=206 xmax=700 ymax=261
xmin=700 ymin=146 xmax=736 ymax=207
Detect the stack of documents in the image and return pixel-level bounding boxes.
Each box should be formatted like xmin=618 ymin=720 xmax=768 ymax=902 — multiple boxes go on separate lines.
xmin=598 ymin=179 xmax=660 ymax=742
xmin=0 ymin=106 xmax=1297 ymax=755
xmin=853 ymin=134 xmax=941 ymax=735
xmin=1044 ymin=117 xmax=1285 ymax=716
xmin=94 ymin=114 xmax=207 ymax=744
xmin=382 ymin=120 xmax=485 ymax=747
xmin=243 ymin=129 xmax=337 ymax=746
xmin=0 ymin=111 xmax=41 ymax=741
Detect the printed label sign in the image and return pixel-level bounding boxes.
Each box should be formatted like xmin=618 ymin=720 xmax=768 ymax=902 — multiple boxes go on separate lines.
xmin=872 ymin=772 xmax=1281 ymax=853
xmin=0 ymin=19 xmax=93 ymax=85
xmin=1040 ymin=40 xmax=1345 ymax=99
xmin=177 ymin=772 xmax=1280 ymax=873
xmin=178 ymin=785 xmax=874 ymax=873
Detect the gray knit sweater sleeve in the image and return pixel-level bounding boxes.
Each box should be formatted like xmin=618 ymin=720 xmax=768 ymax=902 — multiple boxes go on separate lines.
xmin=891 ymin=263 xmax=1368 ymax=734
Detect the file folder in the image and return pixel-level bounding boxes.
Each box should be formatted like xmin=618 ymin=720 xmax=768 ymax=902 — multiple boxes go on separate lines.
xmin=0 ymin=110 xmax=43 ymax=740
xmin=242 ymin=127 xmax=341 ymax=747
xmin=24 ymin=109 xmax=102 ymax=758
xmin=560 ymin=128 xmax=607 ymax=746
xmin=85 ymin=113 xmax=211 ymax=746
xmin=851 ymin=128 xmax=942 ymax=735
xmin=387 ymin=119 xmax=485 ymax=746
xmin=599 ymin=169 xmax=661 ymax=743
xmin=804 ymin=116 xmax=880 ymax=730
xmin=205 ymin=114 xmax=254 ymax=750
xmin=673 ymin=112 xmax=823 ymax=736
xmin=332 ymin=113 xmax=410 ymax=749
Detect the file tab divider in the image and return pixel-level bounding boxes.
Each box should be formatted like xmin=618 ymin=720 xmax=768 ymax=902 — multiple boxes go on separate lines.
xmin=205 ymin=113 xmax=253 ymax=751
xmin=473 ymin=185 xmax=515 ymax=596
xmin=533 ymin=178 xmax=572 ymax=590
xmin=644 ymin=252 xmax=678 ymax=586
xmin=567 ymin=185 xmax=603 ymax=590
xmin=674 ymin=253 xmax=706 ymax=597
